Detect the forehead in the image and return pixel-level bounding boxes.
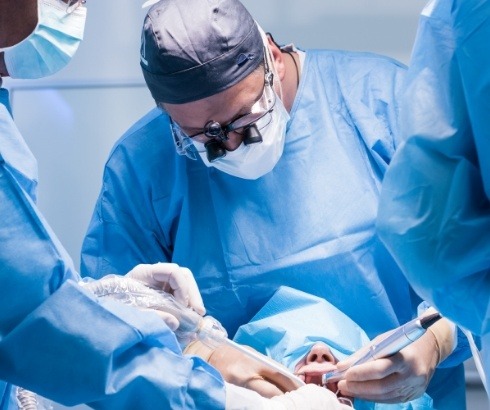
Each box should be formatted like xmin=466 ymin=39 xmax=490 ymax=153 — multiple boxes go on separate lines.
xmin=163 ymin=67 xmax=264 ymax=129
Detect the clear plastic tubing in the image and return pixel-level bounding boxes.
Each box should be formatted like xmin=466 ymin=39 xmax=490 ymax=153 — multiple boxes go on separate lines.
xmin=222 ymin=338 xmax=305 ymax=387
xmin=82 ymin=275 xmax=305 ymax=388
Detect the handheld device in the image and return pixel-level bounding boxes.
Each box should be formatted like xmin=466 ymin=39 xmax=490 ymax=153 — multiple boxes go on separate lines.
xmin=322 ymin=312 xmax=442 ymax=385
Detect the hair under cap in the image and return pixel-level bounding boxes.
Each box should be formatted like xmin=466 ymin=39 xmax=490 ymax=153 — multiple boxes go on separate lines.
xmin=140 ymin=0 xmax=264 ymax=104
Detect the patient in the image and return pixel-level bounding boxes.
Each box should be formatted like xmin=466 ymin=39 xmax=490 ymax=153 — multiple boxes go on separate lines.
xmin=234 ymin=286 xmax=435 ymax=410
xmin=294 ymin=342 xmax=339 ymax=385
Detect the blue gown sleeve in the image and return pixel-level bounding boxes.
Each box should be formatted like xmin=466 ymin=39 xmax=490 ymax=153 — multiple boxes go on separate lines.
xmin=377 ymin=0 xmax=490 ymax=340
xmin=455 ymin=0 xmax=490 ymax=199
xmin=0 ymin=148 xmax=225 ymax=408
xmin=337 ymin=52 xmax=406 ymax=175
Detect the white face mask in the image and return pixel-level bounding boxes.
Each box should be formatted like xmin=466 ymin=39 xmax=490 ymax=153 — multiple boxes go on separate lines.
xmin=197 ymin=96 xmax=290 ymax=180
xmin=2 ymin=0 xmax=87 ymax=79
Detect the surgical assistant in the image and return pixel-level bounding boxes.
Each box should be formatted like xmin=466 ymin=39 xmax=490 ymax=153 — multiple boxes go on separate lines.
xmin=0 ymin=0 xmax=225 ymax=408
xmin=81 ymin=0 xmax=468 ymax=406
xmin=377 ymin=0 xmax=490 ymax=397
xmin=0 ymin=81 xmax=229 ymax=409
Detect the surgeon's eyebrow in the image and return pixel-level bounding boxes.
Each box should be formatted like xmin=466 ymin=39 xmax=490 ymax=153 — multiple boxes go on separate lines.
xmin=227 ymin=83 xmax=265 ymax=121
xmin=224 ymin=63 xmax=268 ymax=123
xmin=179 ymin=82 xmax=265 ymax=134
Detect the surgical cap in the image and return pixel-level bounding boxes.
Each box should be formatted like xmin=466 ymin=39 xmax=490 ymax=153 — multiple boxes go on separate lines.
xmin=140 ymin=0 xmax=264 ymax=104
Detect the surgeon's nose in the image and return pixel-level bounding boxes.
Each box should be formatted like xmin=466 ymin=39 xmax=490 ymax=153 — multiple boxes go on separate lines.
xmin=222 ymin=131 xmax=243 ymax=151
xmin=306 ymin=344 xmax=336 ymax=364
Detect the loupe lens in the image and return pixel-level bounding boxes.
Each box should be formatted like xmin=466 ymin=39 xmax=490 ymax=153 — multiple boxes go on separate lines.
xmin=205 ymin=121 xmax=228 ymax=141
xmin=205 ymin=140 xmax=227 ymax=162
xmin=243 ymin=124 xmax=263 ymax=145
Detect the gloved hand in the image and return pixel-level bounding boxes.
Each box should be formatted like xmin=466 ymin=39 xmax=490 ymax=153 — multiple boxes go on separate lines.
xmin=126 ymin=262 xmax=205 ymax=315
xmin=81 ymin=262 xmax=205 ymax=331
xmin=336 ymin=310 xmax=456 ymax=403
xmin=225 ymin=383 xmax=354 ymax=409
xmin=184 ymin=340 xmax=304 ymax=398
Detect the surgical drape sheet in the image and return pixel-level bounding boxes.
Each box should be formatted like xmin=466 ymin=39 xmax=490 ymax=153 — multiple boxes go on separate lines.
xmin=82 ymin=49 xmax=466 ymax=407
xmin=377 ymin=0 xmax=490 ymax=395
xmin=0 ymin=89 xmax=225 ymax=409
xmin=234 ymin=286 xmax=435 ymax=410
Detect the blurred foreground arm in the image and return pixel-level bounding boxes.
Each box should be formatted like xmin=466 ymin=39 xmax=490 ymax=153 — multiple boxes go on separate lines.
xmin=226 ymin=383 xmax=353 ymax=409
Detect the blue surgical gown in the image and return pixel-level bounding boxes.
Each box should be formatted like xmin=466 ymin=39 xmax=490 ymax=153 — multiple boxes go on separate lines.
xmin=0 ymin=87 xmax=225 ymax=409
xmin=81 ymin=49 xmax=467 ymax=408
xmin=377 ymin=0 xmax=490 ymax=394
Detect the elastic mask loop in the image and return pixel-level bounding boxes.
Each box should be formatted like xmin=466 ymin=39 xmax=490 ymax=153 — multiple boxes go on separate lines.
xmin=64 ymin=0 xmax=86 ymax=14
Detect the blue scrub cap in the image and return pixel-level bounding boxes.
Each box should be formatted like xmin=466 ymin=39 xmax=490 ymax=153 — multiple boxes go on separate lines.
xmin=140 ymin=0 xmax=264 ymax=104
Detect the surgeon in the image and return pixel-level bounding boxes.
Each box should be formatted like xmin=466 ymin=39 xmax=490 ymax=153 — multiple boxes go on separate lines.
xmin=0 ymin=0 xmax=342 ymax=409
xmin=81 ymin=0 xmax=468 ymax=407
xmin=377 ymin=0 xmax=490 ymax=399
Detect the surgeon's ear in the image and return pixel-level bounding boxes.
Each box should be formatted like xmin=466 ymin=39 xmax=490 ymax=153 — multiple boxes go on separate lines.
xmin=266 ymin=34 xmax=286 ymax=82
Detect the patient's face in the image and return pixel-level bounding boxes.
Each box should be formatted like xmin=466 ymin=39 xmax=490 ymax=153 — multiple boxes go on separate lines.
xmin=294 ymin=343 xmax=352 ymax=406
xmin=294 ymin=342 xmax=338 ymax=386
xmin=294 ymin=343 xmax=353 ymax=406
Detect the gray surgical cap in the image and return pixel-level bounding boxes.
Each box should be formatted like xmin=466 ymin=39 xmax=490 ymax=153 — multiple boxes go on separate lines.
xmin=140 ymin=0 xmax=264 ymax=104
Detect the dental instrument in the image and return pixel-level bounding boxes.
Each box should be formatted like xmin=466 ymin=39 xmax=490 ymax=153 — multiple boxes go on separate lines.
xmin=322 ymin=312 xmax=442 ymax=385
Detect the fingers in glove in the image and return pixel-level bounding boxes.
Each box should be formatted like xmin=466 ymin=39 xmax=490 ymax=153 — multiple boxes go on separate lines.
xmin=339 ymin=377 xmax=422 ymax=403
xmin=126 ymin=264 xmax=160 ymax=285
xmin=335 ymin=329 xmax=396 ymax=372
xmin=343 ymin=354 xmax=403 ymax=382
xmin=139 ymin=307 xmax=179 ymax=331
xmin=245 ymin=376 xmax=284 ymax=398
xmin=208 ymin=344 xmax=299 ymax=397
xmin=261 ymin=365 xmax=305 ymax=392
xmin=223 ymin=344 xmax=303 ymax=392
xmin=151 ymin=263 xmax=205 ymax=315
xmin=337 ymin=356 xmax=425 ymax=403
xmin=128 ymin=263 xmax=205 ymax=315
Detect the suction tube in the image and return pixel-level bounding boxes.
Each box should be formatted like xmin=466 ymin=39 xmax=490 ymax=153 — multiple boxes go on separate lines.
xmin=82 ymin=275 xmax=304 ymax=389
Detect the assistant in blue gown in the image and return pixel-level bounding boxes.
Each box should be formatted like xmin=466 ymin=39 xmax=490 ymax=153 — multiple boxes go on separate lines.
xmin=0 ymin=86 xmax=225 ymax=409
xmin=377 ymin=0 xmax=490 ymax=397
xmin=81 ymin=48 xmax=468 ymax=408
